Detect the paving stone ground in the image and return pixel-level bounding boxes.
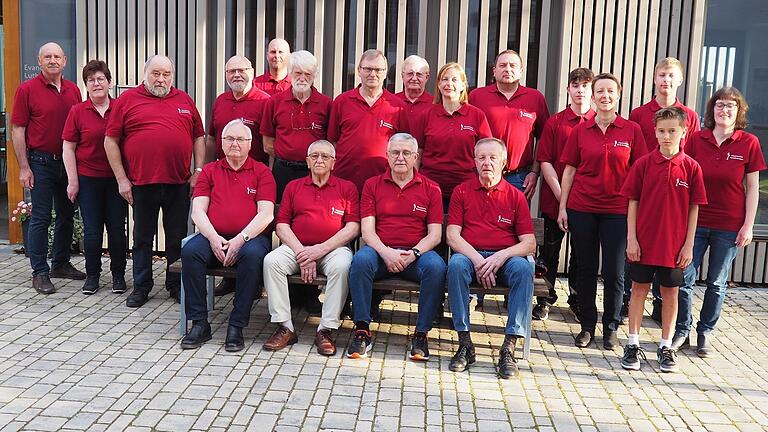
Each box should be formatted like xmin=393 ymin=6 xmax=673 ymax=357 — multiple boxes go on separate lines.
xmin=1 ymin=249 xmax=767 ymax=431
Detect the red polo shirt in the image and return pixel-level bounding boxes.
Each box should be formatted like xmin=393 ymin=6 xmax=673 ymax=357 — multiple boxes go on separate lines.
xmin=536 ymin=107 xmax=596 ymax=220
xmin=193 ymin=157 xmax=276 ymax=238
xmin=621 ymin=151 xmax=707 ymax=267
xmin=395 ymin=91 xmax=434 ymax=118
xmin=259 ymin=87 xmax=332 ymax=162
xmin=629 ymin=98 xmax=700 ymax=152
xmin=253 ymin=73 xmax=291 ymax=96
xmin=448 ymin=177 xmax=534 ymax=251
xmin=468 ymin=84 xmax=549 ymax=171
xmin=61 ymin=98 xmax=115 ymax=177
xmin=208 ymin=86 xmax=271 ymax=163
xmin=560 ymin=115 xmax=647 ymax=214
xmin=11 ymin=73 xmax=82 ymax=154
xmin=686 ymin=129 xmax=767 ymax=232
xmin=411 ymin=103 xmax=492 ymax=199
xmin=105 ymin=85 xmax=205 ymax=185
xmin=360 ymin=170 xmax=443 ymax=249
xmin=328 ymin=88 xmax=408 ymax=191
xmin=278 ymin=175 xmax=360 ymax=246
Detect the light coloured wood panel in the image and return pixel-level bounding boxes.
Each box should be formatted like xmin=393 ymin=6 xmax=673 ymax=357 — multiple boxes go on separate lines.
xmin=677 ymin=0 xmax=694 ymax=101
xmin=590 ymin=0 xmax=605 ymax=71
xmin=518 ymin=0 xmax=531 ymax=85
xmin=457 ymin=0 xmax=469 ymax=67
xmin=601 ymin=0 xmax=615 ymax=73
xmin=580 ymin=0 xmax=593 ymax=68
xmin=137 ymin=0 xmax=146 ymax=67
xmin=76 ymin=0 xmax=87 ymax=93
xmin=611 ymin=0 xmax=627 ymax=79
xmin=619 ymin=0 xmax=638 ymax=116
xmin=557 ymin=0 xmax=575 ymax=108
xmin=277 ymin=0 xmax=286 ymax=38
xmin=333 ymin=0 xmax=345 ymax=97
xmin=685 ymin=0 xmax=706 ymax=105
xmin=418 ymin=0 xmax=427 ymax=54
xmin=312 ymin=0 xmax=325 ymax=90
xmin=656 ymin=0 xmax=671 ymax=60
xmin=157 ymin=0 xmax=166 ymax=55
xmin=127 ymin=0 xmax=136 ymax=85
xmin=642 ymin=0 xmax=661 ymax=103
xmin=296 ymin=0 xmax=306 ymax=49
xmin=215 ymin=0 xmax=226 ymax=94
xmin=377 ymin=0 xmax=387 ymax=53
xmin=88 ymin=0 xmax=97 ymax=62
xmin=355 ymin=0 xmax=365 ymax=87
xmin=395 ymin=0 xmax=408 ymax=92
xmin=499 ymin=0 xmax=510 ymax=51
xmin=168 ymin=0 xmax=178 ymax=77
xmin=477 ymin=0 xmax=490 ymax=86
xmin=255 ymin=0 xmax=267 ymax=73
xmin=196 ymin=0 xmax=208 ymax=123
xmin=570 ymin=0 xmax=584 ymax=70
xmin=667 ymin=0 xmax=682 ymax=58
xmin=631 ymin=0 xmax=650 ymax=111
xmin=237 ymin=0 xmax=246 ymax=55
xmin=437 ymin=1 xmax=449 ymax=67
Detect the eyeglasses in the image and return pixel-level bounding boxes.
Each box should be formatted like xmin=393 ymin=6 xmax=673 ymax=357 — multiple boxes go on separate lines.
xmin=226 ymin=67 xmax=253 ymax=75
xmin=403 ymin=71 xmax=427 ymax=80
xmin=387 ymin=150 xmax=416 ymax=158
xmin=360 ymin=66 xmax=387 ymax=75
xmin=307 ymin=153 xmax=335 ymax=161
xmin=86 ymin=77 xmax=108 ymax=85
xmin=714 ymin=102 xmax=738 ymax=111
xmin=222 ymin=136 xmax=252 ymax=144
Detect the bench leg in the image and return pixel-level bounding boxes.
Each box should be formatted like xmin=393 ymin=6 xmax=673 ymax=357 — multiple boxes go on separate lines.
xmin=523 ymin=296 xmax=532 ymax=360
xmin=207 ymin=276 xmax=215 ymax=311
xmin=180 ymin=277 xmax=187 ymax=336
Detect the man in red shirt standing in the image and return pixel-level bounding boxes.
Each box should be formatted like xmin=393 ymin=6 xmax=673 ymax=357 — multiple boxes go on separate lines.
xmin=105 ymin=55 xmax=206 ymax=308
xmin=253 ymin=38 xmax=291 ymax=96
xmin=11 ymin=42 xmax=85 ymax=294
xmin=469 ymin=50 xmax=549 ymax=200
xmin=395 ymin=55 xmax=432 ymax=118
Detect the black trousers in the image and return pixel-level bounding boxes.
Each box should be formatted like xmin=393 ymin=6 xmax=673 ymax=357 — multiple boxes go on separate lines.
xmin=538 ymin=215 xmax=579 ymax=306
xmin=273 ymin=158 xmax=309 ymax=203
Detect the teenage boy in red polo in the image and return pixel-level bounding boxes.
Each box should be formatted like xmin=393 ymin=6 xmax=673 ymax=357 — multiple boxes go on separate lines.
xmin=620 ymin=107 xmax=706 ymax=373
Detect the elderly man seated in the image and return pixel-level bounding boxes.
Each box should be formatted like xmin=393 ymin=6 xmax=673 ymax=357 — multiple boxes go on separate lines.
xmin=261 ymin=140 xmax=360 ymax=356
xmin=446 ymin=137 xmax=536 ymax=378
xmin=347 ymin=133 xmax=446 ymax=360
xmin=180 ymin=119 xmax=276 ymax=352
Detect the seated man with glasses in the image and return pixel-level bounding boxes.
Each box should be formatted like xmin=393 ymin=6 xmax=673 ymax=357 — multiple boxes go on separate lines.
xmin=179 ymin=119 xmax=276 ymax=352
xmin=347 ymin=133 xmax=446 ymax=361
xmin=262 ymin=140 xmax=360 ymax=356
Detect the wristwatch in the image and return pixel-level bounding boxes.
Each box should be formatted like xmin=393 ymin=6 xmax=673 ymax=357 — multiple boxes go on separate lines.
xmin=241 ymin=232 xmax=250 ymax=242
xmin=194 ymin=167 xmax=203 ymax=173
xmin=411 ymin=248 xmax=422 ymax=258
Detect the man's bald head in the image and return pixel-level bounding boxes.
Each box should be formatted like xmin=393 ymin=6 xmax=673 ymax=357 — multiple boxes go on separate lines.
xmin=266 ymin=38 xmax=291 ymax=75
xmin=37 ymin=42 xmax=67 ymax=79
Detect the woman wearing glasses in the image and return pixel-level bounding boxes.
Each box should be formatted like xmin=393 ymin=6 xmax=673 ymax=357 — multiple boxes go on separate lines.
xmin=672 ymin=87 xmax=766 ymax=356
xmin=62 ymin=60 xmax=128 ymax=295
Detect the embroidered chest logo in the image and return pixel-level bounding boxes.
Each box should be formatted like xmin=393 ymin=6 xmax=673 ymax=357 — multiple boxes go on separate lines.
xmin=412 ymin=203 xmax=427 ymax=213
xmin=240 ymin=117 xmax=255 ymax=125
xmin=330 ymin=207 xmax=345 ymax=216
xmin=613 ymin=140 xmax=630 ymax=148
xmin=498 ymin=215 xmax=512 ymax=224
xmin=460 ymin=124 xmax=475 ymax=132
xmin=246 ymin=187 xmax=257 ymax=195
xmin=726 ymin=152 xmax=744 ymax=161
xmin=675 ymin=178 xmax=689 ymax=189
xmin=379 ymin=119 xmax=394 ymax=130
xmin=519 ymin=111 xmax=535 ymax=119
xmin=178 ymin=108 xmax=191 ymax=115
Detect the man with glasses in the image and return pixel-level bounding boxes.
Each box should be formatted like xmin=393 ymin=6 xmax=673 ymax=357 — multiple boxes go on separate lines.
xmin=179 ymin=119 xmax=275 ymax=352
xmin=253 ymin=38 xmax=292 ymax=96
xmin=105 ymin=55 xmax=206 ymax=307
xmin=329 ymin=49 xmax=408 ymax=192
xmin=346 ymin=133 xmax=446 ymax=360
xmin=396 ymin=55 xmax=432 ymax=118
xmin=262 ymin=140 xmax=359 ymax=356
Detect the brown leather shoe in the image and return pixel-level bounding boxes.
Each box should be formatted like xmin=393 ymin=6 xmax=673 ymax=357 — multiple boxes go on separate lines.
xmin=314 ymin=329 xmax=337 ymax=356
xmin=49 ymin=262 xmax=86 ymax=280
xmin=263 ymin=326 xmax=298 ymax=351
xmin=32 ymin=275 xmax=56 ymax=294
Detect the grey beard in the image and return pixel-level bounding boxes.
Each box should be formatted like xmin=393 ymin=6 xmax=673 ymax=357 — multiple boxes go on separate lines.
xmin=145 ymin=82 xmax=170 ymax=97
xmin=229 ymin=81 xmax=247 ymax=93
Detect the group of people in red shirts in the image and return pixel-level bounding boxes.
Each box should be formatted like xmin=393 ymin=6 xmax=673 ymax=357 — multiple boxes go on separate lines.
xmin=11 ymin=38 xmax=764 ymax=378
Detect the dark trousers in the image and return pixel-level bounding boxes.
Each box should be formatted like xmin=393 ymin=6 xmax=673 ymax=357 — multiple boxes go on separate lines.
xmin=132 ymin=183 xmax=190 ymax=293
xmin=538 ymin=215 xmax=579 ymax=306
xmin=27 ymin=151 xmax=74 ymax=276
xmin=273 ymin=158 xmax=309 ymax=203
xmin=78 ymin=176 xmax=128 ymax=277
xmin=567 ymin=209 xmax=626 ymax=333
xmin=182 ymin=233 xmax=271 ymax=327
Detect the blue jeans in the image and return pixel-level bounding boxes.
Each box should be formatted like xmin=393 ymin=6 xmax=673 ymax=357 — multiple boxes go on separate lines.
xmin=349 ymin=245 xmax=446 ymax=332
xmin=78 ymin=176 xmax=128 ymax=277
xmin=447 ymin=252 xmax=534 ymax=336
xmin=27 ymin=151 xmax=74 ymax=276
xmin=182 ymin=233 xmax=271 ymax=327
xmin=676 ymin=227 xmax=739 ymax=336
xmin=504 ymin=169 xmax=530 ymax=194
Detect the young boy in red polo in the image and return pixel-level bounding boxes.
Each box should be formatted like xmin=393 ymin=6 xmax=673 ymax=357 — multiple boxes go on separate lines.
xmin=619 ymin=107 xmax=707 ymax=373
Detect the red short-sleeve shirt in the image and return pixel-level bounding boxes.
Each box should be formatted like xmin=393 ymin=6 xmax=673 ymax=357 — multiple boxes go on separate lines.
xmin=277 ymin=175 xmax=360 ymax=246
xmin=468 ymin=84 xmax=550 ymax=171
xmin=328 ymin=88 xmax=408 ymax=191
xmin=12 ymin=73 xmax=82 ymax=154
xmin=208 ymin=87 xmax=271 ymax=163
xmin=105 ymin=85 xmax=205 ymax=185
xmin=395 ymin=91 xmax=434 ymax=119
xmin=193 ymin=157 xmax=276 ymax=238
xmin=411 ymin=103 xmax=492 ymax=199
xmin=621 ymin=150 xmax=707 ymax=267
xmin=61 ymin=98 xmax=115 ymax=177
xmin=360 ymin=170 xmax=443 ymax=249
xmin=252 ymin=73 xmax=291 ymax=96
xmin=686 ymin=129 xmax=767 ymax=232
xmin=536 ymin=107 xmax=596 ymax=220
xmin=629 ymin=98 xmax=700 ymax=152
xmin=560 ymin=115 xmax=648 ymax=214
xmin=259 ymin=87 xmax=332 ymax=162
xmin=448 ymin=178 xmax=534 ymax=251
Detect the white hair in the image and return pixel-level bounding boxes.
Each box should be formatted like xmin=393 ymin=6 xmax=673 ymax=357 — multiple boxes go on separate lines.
xmin=402 ymin=55 xmax=429 ymax=73
xmin=288 ymin=50 xmax=318 ymax=75
xmin=221 ymin=119 xmax=252 ymax=140
xmin=387 ymin=133 xmax=418 ymax=152
xmin=307 ymin=140 xmax=336 ymax=157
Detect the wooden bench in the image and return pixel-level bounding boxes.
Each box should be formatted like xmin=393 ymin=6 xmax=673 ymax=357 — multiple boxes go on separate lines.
xmin=169 ymin=219 xmax=550 ymax=360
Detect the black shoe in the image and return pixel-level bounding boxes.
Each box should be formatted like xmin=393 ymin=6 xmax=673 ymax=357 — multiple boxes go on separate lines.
xmin=696 ymin=333 xmax=711 ymax=358
xmin=670 ymin=331 xmax=690 ymax=351
xmin=214 ymin=278 xmax=236 ymax=296
xmin=409 ymin=332 xmax=430 ymax=361
xmin=346 ymin=329 xmax=373 ymax=359
xmin=620 ymin=300 xmax=629 ymax=325
xmin=305 ymin=294 xmax=323 ymax=316
xmin=225 ymin=325 xmax=245 ymax=352
xmin=180 ymin=320 xmax=212 ymax=349
xmin=651 ymin=298 xmax=662 ymax=324
xmin=449 ymin=344 xmax=476 ymax=372
xmin=50 ymin=262 xmax=86 ymax=280
xmin=126 ymin=289 xmax=149 ymax=308
xmin=575 ymin=330 xmax=594 ymax=347
xmin=168 ymin=287 xmax=180 ymax=304
xmin=32 ymin=274 xmax=56 ymax=295
xmin=112 ymin=275 xmax=127 ymax=294
xmin=620 ymin=344 xmax=646 ymax=371
xmin=82 ymin=275 xmax=100 ymax=295
xmin=603 ymin=331 xmax=619 ymax=350
xmin=657 ymin=346 xmax=678 ymax=373
xmin=498 ymin=347 xmax=518 ymax=379
xmin=532 ymin=303 xmax=550 ymax=321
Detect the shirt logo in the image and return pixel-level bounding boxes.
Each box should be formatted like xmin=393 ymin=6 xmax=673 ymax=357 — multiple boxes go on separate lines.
xmin=240 ymin=117 xmax=255 ymax=125
xmin=498 ymin=215 xmax=512 ymax=224
xmin=330 ymin=207 xmax=345 ymax=216
xmin=412 ymin=204 xmax=427 ymax=213
xmin=519 ymin=111 xmax=535 ymax=119
xmin=379 ymin=119 xmax=394 ymax=130
xmin=460 ymin=124 xmax=475 ymax=132
xmin=675 ymin=178 xmax=689 ymax=189
xmin=178 ymin=108 xmax=191 ymax=115
xmin=614 ymin=140 xmax=630 ymax=148
xmin=246 ymin=187 xmax=257 ymax=195
xmin=726 ymin=152 xmax=744 ymax=161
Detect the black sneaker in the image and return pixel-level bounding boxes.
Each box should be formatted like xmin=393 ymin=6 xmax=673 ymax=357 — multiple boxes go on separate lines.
xmin=126 ymin=289 xmax=149 ymax=308
xmin=621 ymin=344 xmax=646 ymax=371
xmin=82 ymin=275 xmax=100 ymax=295
xmin=532 ymin=303 xmax=550 ymax=321
xmin=409 ymin=332 xmax=430 ymax=361
xmin=670 ymin=331 xmax=690 ymax=351
xmin=651 ymin=298 xmax=662 ymax=324
xmin=575 ymin=330 xmax=594 ymax=347
xmin=658 ymin=346 xmax=678 ymax=373
xmin=498 ymin=347 xmax=518 ymax=379
xmin=112 ymin=275 xmax=127 ymax=294
xmin=346 ymin=329 xmax=372 ymax=359
xmin=449 ymin=344 xmax=476 ymax=372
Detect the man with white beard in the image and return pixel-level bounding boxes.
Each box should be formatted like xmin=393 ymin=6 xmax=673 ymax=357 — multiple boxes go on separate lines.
xmin=104 ymin=55 xmax=206 ymax=308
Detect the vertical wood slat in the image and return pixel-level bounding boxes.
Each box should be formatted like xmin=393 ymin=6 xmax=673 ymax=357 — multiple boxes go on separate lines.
xmin=536 ymin=0 xmax=551 ymax=99
xmin=98 ymin=0 xmax=108 ymax=61
xmin=579 ymin=0 xmax=593 ymax=68
xmin=236 ymin=0 xmax=247 ymax=55
xmin=685 ymin=0 xmax=706 ymax=105
xmin=333 ymin=0 xmax=345 ymax=97
xmin=619 ymin=0 xmax=638 ymax=116
xmin=187 ymin=0 xmax=196 ymax=94
xmin=76 ymin=0 xmax=87 ymax=95
xmin=677 ymin=0 xmax=693 ymax=101
xmin=477 ymin=0 xmax=490 ymax=86
xmin=276 ymin=0 xmax=286 ymax=38
xmin=168 ymin=0 xmax=177 ymax=78
xmin=137 ymin=0 xmax=146 ymax=67
xmin=255 ymin=0 xmax=267 ymax=74
xmin=590 ymin=0 xmax=605 ymax=71
xmin=296 ymin=0 xmax=306 ymax=50
xmin=157 ymin=0 xmax=166 ymax=55
xmin=557 ymin=0 xmax=574 ymax=108
xmin=631 ymin=0 xmax=649 ymax=111
xmin=394 ymin=0 xmax=408 ymax=92
xmin=147 ymin=0 xmax=157 ymax=56
xmin=437 ymin=2 xmax=448 ymax=67
xmin=601 ymin=0 xmax=615 ymax=73
xmin=196 ymin=0 xmax=208 ymax=122
xmin=656 ymin=0 xmax=670 ymax=61
xmin=667 ymin=0 xmax=682 ymax=58
xmin=214 ymin=1 xmax=226 ymax=94
xmin=107 ymin=0 xmax=117 ymax=83
xmin=611 ymin=0 xmax=627 ymax=81
xmin=87 ymin=0 xmax=97 ymax=63
xmin=354 ymin=0 xmax=366 ymax=87
xmin=417 ymin=0 xmax=427 ymax=55
xmin=499 ymin=0 xmax=510 ymax=51
xmin=570 ymin=0 xmax=584 ymax=71
xmin=127 ymin=0 xmax=136 ymax=85
xmin=457 ymin=0 xmax=469 ymax=67
xmin=312 ymin=0 xmax=325 ymax=91
xmin=177 ymin=0 xmax=187 ymax=90
xmin=642 ymin=0 xmax=661 ymax=104
xmin=518 ymin=0 xmax=531 ymax=85
xmin=377 ymin=0 xmax=387 ymax=53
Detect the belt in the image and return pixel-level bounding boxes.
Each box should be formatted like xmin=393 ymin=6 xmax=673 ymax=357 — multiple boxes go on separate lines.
xmin=275 ymin=158 xmax=308 ymax=169
xmin=28 ymin=149 xmax=61 ymax=161
xmin=504 ymin=165 xmax=531 ymax=176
